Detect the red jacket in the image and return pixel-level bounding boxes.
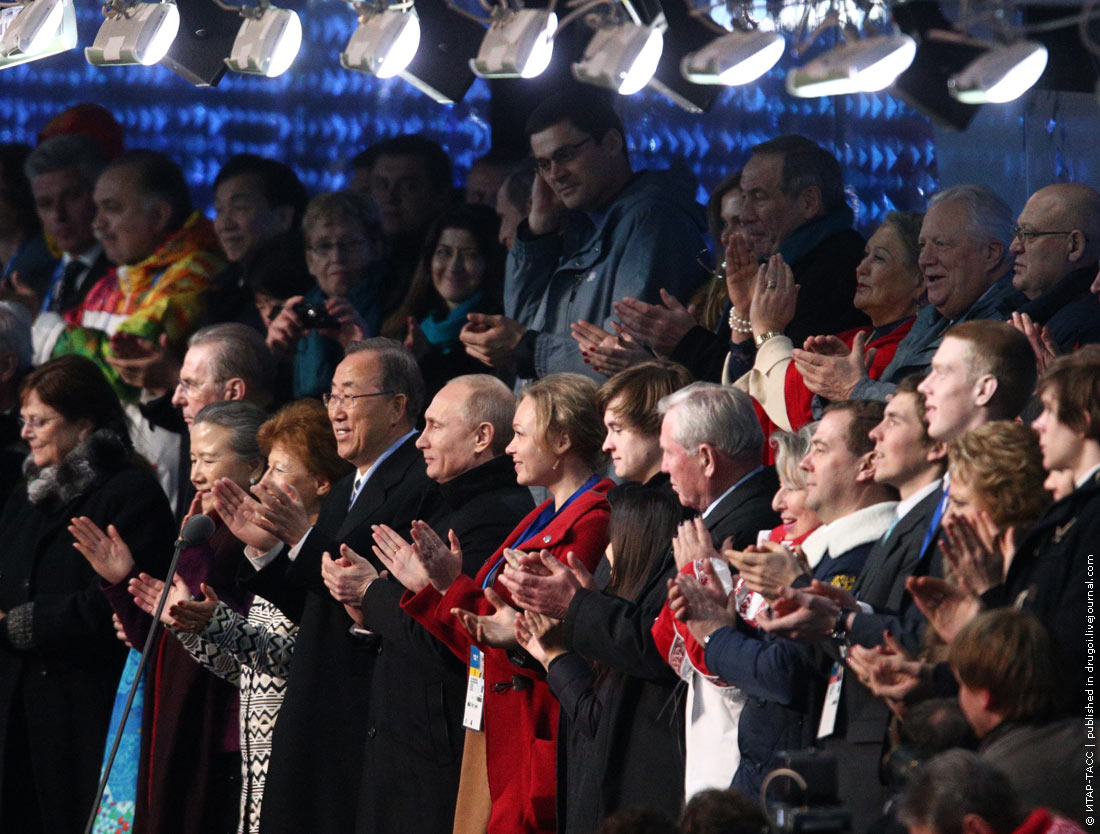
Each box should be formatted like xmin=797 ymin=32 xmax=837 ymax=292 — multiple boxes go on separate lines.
xmin=402 ymin=478 xmax=614 ymax=834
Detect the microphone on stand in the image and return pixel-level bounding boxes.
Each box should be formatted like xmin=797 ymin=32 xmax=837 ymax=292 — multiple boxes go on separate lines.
xmin=83 ymin=514 xmax=216 ymax=834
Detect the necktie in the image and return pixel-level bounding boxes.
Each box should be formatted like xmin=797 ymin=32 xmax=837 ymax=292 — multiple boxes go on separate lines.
xmin=53 ymin=259 xmax=85 ymax=313
xmin=348 ymin=474 xmax=364 ymax=510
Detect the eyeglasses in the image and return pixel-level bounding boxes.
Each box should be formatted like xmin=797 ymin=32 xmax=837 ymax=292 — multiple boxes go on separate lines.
xmin=534 ymin=137 xmax=593 ymax=174
xmin=308 ymin=238 xmax=369 ymax=258
xmin=1011 ymin=225 xmax=1078 ymax=244
xmin=322 ymin=391 xmax=394 ymax=408
xmin=18 ymin=415 xmax=56 ymax=430
xmin=176 ymin=377 xmax=222 ymax=396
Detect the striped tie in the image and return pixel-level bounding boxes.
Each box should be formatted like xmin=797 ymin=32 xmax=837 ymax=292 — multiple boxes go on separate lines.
xmin=348 ymin=474 xmax=364 ymax=510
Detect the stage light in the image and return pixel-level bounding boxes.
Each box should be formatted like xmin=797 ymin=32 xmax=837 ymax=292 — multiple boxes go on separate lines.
xmin=224 ymin=3 xmax=301 ymax=77
xmin=573 ymin=20 xmax=663 ymax=95
xmin=0 ymin=0 xmax=77 ymax=69
xmin=85 ymin=0 xmax=180 ymax=65
xmin=341 ymin=4 xmax=420 ymax=78
xmin=470 ymin=7 xmax=556 ymax=79
xmin=786 ymin=32 xmax=916 ymax=97
xmin=681 ymin=28 xmax=784 ymax=85
xmin=947 ymin=40 xmax=1048 ymax=104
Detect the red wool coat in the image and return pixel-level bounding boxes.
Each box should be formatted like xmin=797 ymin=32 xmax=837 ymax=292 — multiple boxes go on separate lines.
xmin=402 ymin=479 xmax=613 ymax=834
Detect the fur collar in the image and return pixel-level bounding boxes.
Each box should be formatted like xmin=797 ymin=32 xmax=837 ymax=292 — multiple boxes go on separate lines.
xmin=24 ymin=429 xmax=130 ymax=514
xmin=801 ymin=501 xmax=898 ymax=568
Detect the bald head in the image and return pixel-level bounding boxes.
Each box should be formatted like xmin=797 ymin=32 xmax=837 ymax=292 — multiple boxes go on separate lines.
xmin=1011 ymin=182 xmax=1100 ymax=299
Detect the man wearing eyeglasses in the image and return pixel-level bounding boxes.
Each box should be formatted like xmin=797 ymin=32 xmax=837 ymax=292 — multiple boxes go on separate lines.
xmin=459 ymin=90 xmax=709 ymax=381
xmin=231 ymin=337 xmax=443 ymax=834
xmin=1009 ymin=183 xmax=1100 ymax=355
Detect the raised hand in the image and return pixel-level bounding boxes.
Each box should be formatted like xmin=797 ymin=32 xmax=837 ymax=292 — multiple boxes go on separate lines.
xmin=321 ymin=296 xmax=371 ymax=347
xmin=169 ymin=583 xmax=220 ymax=633
xmin=1011 ymin=311 xmax=1059 ymax=375
xmin=906 ymin=575 xmax=981 ymax=645
xmin=671 ymin=517 xmax=724 ymax=571
xmin=371 ymin=522 xmax=429 ymax=593
xmin=611 ymin=290 xmax=698 ymax=356
xmin=107 ymin=331 xmax=178 ymax=394
xmin=265 ymin=296 xmax=305 ymax=356
xmin=128 ymin=572 xmax=191 ymax=627
xmin=460 ymin=313 xmax=526 ymax=368
xmin=410 ymin=521 xmax=464 ymax=592
xmin=321 ymin=544 xmax=380 ymax=607
xmin=723 ymin=231 xmax=758 ymax=312
xmin=755 ymin=585 xmax=840 ymax=642
xmin=70 ymin=517 xmax=135 ymax=584
xmin=514 ymin=610 xmax=566 ymax=669
xmin=727 ymin=543 xmax=806 ymax=601
xmin=251 ymin=480 xmax=311 ymax=546
xmin=453 ymin=587 xmax=520 ymax=649
xmin=669 ymin=558 xmax=736 ymax=644
xmin=498 ymin=549 xmax=592 ymax=619
xmin=528 ymin=171 xmax=565 ymax=236
xmin=212 ymin=478 xmax=280 ymax=551
xmin=939 ymin=511 xmax=1012 ymax=596
xmin=792 ymin=330 xmax=876 ymax=402
xmin=570 ymin=319 xmax=650 ymax=377
xmin=749 ymin=254 xmax=798 ymax=337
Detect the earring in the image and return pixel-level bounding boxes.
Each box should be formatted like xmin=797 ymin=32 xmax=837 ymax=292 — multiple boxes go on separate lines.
xmin=552 ymin=456 xmax=560 ymax=471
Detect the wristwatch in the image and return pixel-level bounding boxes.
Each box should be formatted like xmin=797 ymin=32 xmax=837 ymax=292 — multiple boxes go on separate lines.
xmin=754 ymin=330 xmax=783 ymax=349
xmin=831 ymin=608 xmax=850 ymax=644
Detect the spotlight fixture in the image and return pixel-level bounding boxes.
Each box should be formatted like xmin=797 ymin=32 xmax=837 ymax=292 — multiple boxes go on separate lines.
xmin=786 ymin=32 xmax=916 ymax=97
xmin=947 ymin=39 xmax=1048 ymax=104
xmin=681 ymin=28 xmax=784 ymax=85
xmin=0 ymin=0 xmax=77 ymax=69
xmin=573 ymin=19 xmax=664 ymax=95
xmin=470 ymin=6 xmax=557 ymax=79
xmin=341 ymin=1 xmax=420 ymax=78
xmin=224 ymin=1 xmax=301 ymax=76
xmin=85 ymin=0 xmax=180 ymax=66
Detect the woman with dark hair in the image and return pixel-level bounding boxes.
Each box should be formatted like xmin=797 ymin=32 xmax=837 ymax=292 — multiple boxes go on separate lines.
xmin=128 ymin=399 xmax=353 ymax=834
xmin=0 ymin=355 xmax=175 ymax=834
xmin=386 ymin=203 xmax=508 ymax=398
xmin=73 ymin=400 xmax=267 ymax=834
xmin=515 ymin=483 xmax=682 ymax=834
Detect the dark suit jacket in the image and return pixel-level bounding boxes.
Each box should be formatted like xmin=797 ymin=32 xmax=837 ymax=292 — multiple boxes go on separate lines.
xmin=354 ymin=455 xmax=534 ymax=834
xmin=250 ymin=434 xmax=441 ymax=834
xmin=847 ymin=485 xmax=944 ymax=652
xmin=556 ymin=466 xmax=780 ymax=831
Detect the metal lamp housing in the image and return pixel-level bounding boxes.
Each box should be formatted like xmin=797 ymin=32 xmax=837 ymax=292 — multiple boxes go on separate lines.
xmin=341 ymin=7 xmax=420 ymax=78
xmin=681 ymin=28 xmax=784 ymax=85
xmin=948 ymin=40 xmax=1048 ymax=104
xmin=85 ymin=1 xmax=180 ymax=66
xmin=572 ymin=21 xmax=663 ymax=95
xmin=470 ymin=8 xmax=556 ymax=79
xmin=0 ymin=0 xmax=77 ymax=67
xmin=225 ymin=5 xmax=302 ymax=77
xmin=786 ymin=33 xmax=916 ymax=97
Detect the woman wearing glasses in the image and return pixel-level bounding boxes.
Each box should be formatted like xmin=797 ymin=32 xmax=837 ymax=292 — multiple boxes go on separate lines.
xmin=0 ymin=355 xmax=175 ymax=834
xmin=264 ymin=191 xmax=384 ymax=399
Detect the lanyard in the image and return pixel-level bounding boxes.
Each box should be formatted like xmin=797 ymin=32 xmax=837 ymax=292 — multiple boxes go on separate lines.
xmin=482 ymin=474 xmax=601 ymax=589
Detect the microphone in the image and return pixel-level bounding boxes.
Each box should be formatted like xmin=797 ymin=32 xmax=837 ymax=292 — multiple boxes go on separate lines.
xmin=179 ymin=513 xmax=215 ymax=546
xmin=84 ymin=511 xmax=217 ymax=834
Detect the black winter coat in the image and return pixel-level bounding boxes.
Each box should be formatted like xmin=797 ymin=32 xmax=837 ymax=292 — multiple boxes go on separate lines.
xmin=0 ymin=432 xmax=175 ymax=833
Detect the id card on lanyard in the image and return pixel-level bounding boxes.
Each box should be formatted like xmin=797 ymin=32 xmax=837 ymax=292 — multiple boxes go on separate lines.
xmin=463 ymin=646 xmax=485 ymax=731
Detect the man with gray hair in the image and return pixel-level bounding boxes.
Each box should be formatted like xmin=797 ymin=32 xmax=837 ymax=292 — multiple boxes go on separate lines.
xmin=138 ymin=322 xmax=275 ymax=518
xmin=500 ymin=382 xmax=779 ymax=824
xmin=793 ymin=183 xmax=1026 ymax=404
xmin=24 ymin=135 xmax=110 ymax=360
xmin=0 ymin=301 xmax=32 ymax=507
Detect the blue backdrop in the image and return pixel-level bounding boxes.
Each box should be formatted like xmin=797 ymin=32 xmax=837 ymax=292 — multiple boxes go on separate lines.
xmin=0 ymin=1 xmax=939 ymax=233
